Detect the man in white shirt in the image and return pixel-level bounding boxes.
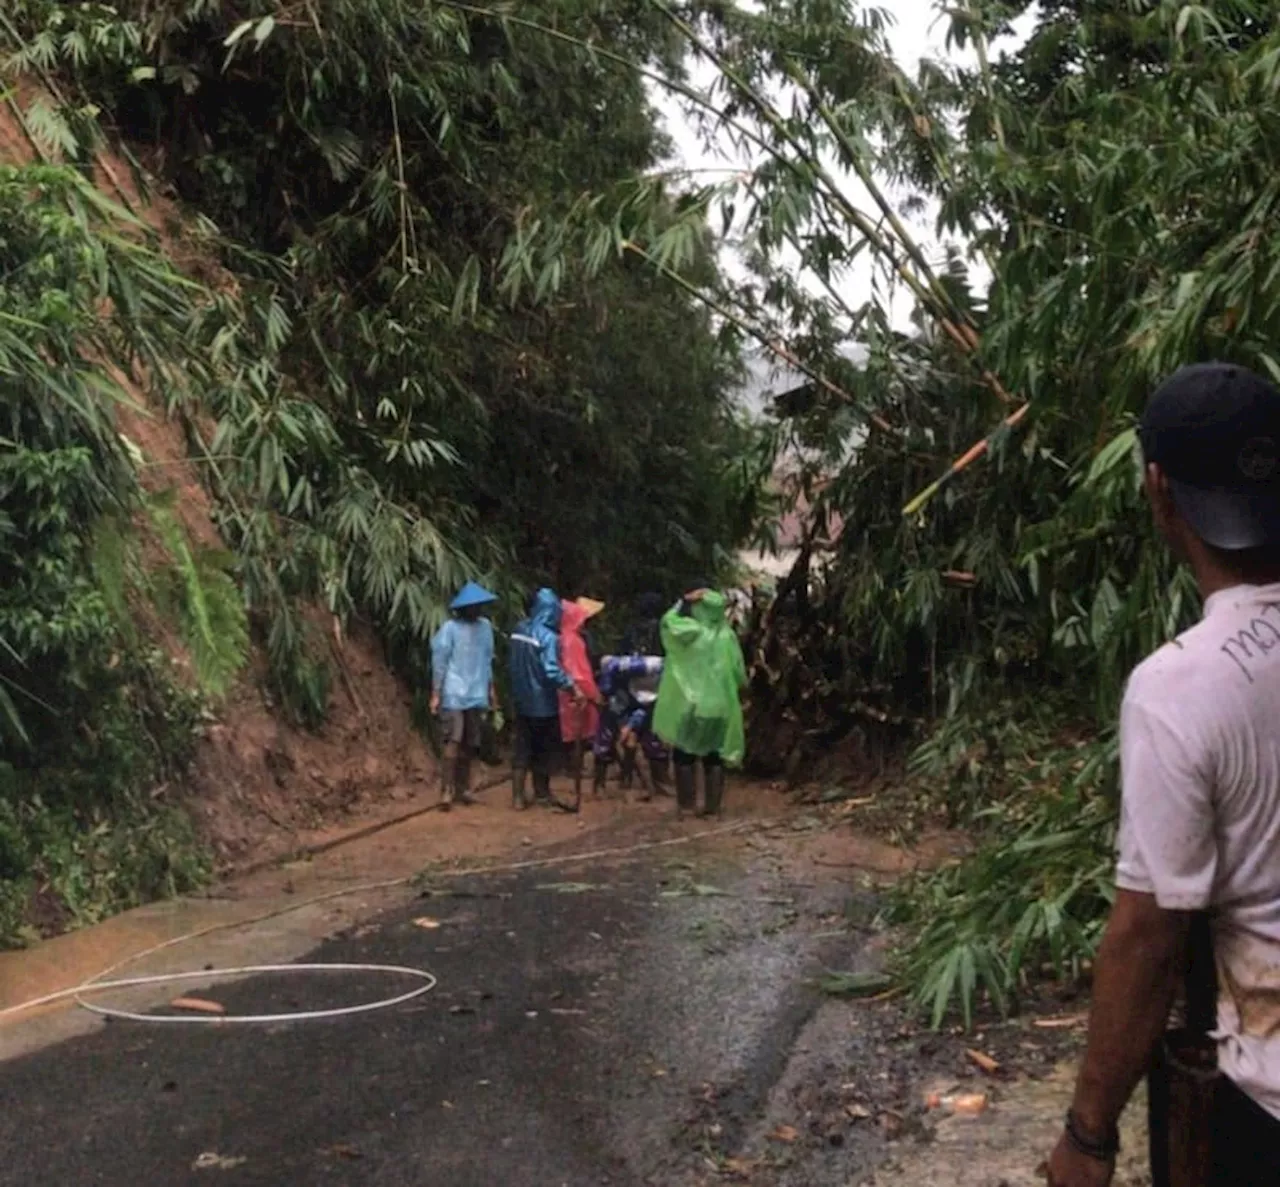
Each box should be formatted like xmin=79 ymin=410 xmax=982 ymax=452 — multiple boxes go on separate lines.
xmin=1048 ymin=363 xmax=1280 ymax=1187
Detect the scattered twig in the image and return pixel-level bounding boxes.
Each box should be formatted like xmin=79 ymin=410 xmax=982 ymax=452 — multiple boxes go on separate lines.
xmin=1032 ymin=1013 xmax=1087 ymax=1030
xmin=965 ymin=1048 xmax=1001 ymax=1075
xmin=169 ymin=996 xmax=226 ymax=1015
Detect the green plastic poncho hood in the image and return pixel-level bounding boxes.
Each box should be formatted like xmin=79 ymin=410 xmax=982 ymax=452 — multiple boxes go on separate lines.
xmin=653 ymin=590 xmax=747 ymax=767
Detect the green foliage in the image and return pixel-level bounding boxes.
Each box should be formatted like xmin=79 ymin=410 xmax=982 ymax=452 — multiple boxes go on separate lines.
xmin=4 ymin=0 xmax=757 ymax=727
xmin=16 ymin=0 xmax=1254 ymax=1011
xmin=890 ymin=711 xmax=1118 ymax=1027
xmin=0 ymin=0 xmax=762 ymax=942
xmin=147 ymin=497 xmax=249 ymax=697
xmin=0 ymin=162 xmax=235 ymax=944
xmin=419 ymin=0 xmax=1280 ymax=1022
xmin=0 ymin=770 xmax=210 ymax=946
xmin=865 ymin=0 xmax=1280 ymax=1022
xmin=816 ymin=969 xmax=893 ymax=999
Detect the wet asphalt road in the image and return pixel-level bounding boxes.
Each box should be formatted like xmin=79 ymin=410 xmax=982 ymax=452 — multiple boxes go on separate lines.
xmin=0 ymin=837 xmax=881 ymax=1186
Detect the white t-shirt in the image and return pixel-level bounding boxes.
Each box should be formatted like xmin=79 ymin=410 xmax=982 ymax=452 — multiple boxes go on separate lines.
xmin=1117 ymin=582 xmax=1280 ymax=1118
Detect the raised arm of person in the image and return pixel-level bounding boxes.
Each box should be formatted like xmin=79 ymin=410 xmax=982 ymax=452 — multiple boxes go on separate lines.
xmin=661 ymin=596 xmax=705 ymax=650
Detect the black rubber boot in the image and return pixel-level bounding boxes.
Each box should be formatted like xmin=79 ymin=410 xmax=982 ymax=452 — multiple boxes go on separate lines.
xmin=619 ymin=747 xmax=636 ymax=791
xmin=635 ymin=754 xmax=653 ymax=802
xmin=532 ymin=767 xmax=553 ymax=805
xmin=454 ymin=752 xmax=474 ymax=805
xmin=648 ymin=757 xmax=670 ymax=796
xmin=512 ymin=766 xmax=529 ymax=810
xmin=440 ymin=752 xmax=456 ymax=812
xmin=702 ymin=764 xmax=725 ymax=818
xmin=674 ymin=762 xmax=697 ymax=817
xmin=593 ymin=758 xmax=608 ymax=798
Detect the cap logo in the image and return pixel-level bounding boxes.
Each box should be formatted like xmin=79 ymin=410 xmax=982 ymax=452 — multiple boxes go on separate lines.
xmin=1238 ymin=436 xmax=1279 ymax=481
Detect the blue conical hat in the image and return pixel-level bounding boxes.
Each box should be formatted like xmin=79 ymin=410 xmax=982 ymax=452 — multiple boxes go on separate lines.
xmin=450 ymin=581 xmax=497 ymax=611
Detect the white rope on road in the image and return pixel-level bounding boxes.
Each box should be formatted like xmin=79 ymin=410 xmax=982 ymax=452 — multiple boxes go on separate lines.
xmin=72 ymin=962 xmax=438 ymax=1025
xmin=0 ymin=818 xmax=755 ymax=1025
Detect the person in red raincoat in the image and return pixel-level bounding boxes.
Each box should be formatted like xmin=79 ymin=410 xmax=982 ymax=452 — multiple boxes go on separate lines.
xmin=558 ymin=599 xmax=602 ymax=745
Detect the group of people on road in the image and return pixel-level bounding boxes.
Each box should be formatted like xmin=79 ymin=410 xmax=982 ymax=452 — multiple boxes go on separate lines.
xmin=429 ymin=581 xmax=746 ymax=816
xmin=429 ymin=362 xmax=1280 ymax=1186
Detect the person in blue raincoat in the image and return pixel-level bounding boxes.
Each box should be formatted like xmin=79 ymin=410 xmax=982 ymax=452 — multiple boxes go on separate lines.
xmin=430 ymin=581 xmax=497 ymax=809
xmin=508 ymin=587 xmax=580 ymax=809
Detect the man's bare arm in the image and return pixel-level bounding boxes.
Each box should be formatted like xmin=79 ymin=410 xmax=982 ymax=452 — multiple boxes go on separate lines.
xmin=1069 ymin=888 xmax=1191 ymax=1137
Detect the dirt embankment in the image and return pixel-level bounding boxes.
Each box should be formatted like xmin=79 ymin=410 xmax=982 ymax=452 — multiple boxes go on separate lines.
xmin=113 ymin=340 xmax=438 ymax=872
xmin=186 ymin=626 xmax=437 ymax=871
xmin=0 ymin=93 xmax=438 ymax=872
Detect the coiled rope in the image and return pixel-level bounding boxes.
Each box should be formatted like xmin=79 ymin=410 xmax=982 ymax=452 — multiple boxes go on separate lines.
xmin=0 ymin=819 xmax=752 ymax=1025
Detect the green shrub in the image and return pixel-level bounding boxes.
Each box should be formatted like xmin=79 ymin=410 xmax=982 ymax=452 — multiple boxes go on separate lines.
xmin=0 ymin=163 xmax=233 ymax=944
xmin=888 ymin=710 xmax=1119 ymax=1027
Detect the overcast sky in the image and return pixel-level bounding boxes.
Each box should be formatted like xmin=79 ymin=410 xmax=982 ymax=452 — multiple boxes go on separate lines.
xmin=649 ymin=1 xmax=1034 ymax=331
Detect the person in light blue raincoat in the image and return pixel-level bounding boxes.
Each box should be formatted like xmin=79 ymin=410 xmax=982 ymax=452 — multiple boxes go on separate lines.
xmin=430 ymin=581 xmax=497 ymax=809
xmin=508 ymin=587 xmax=579 ymax=808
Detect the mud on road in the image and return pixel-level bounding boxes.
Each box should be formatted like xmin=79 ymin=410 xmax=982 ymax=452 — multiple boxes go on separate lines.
xmin=0 ymin=803 xmax=1111 ymax=1187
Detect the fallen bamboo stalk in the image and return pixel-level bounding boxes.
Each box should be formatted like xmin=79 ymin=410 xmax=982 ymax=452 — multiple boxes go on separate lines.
xmin=902 ymin=402 xmax=1031 ymax=517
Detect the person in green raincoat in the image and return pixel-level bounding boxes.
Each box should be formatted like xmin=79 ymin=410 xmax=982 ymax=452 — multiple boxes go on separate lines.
xmin=653 ymin=585 xmax=747 ymax=818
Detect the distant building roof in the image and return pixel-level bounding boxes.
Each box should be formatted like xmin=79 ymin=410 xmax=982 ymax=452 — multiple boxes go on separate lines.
xmin=731 ymin=343 xmax=868 ymax=421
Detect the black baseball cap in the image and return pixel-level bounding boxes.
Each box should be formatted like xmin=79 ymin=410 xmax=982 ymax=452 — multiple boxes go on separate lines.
xmin=1140 ymin=363 xmax=1280 ymax=550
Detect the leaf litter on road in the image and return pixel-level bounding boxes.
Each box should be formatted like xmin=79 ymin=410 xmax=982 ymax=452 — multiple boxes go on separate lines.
xmin=660 ymin=880 xmax=793 ymax=906
xmin=924 ymin=1089 xmax=989 ymax=1117
xmin=965 ymin=1048 xmax=1001 ymax=1074
xmin=193 ymin=1153 xmax=246 ymax=1171
xmin=318 ymin=1144 xmax=362 ymax=1160
xmin=1033 ymin=1013 xmax=1086 ymax=1029
xmin=952 ymin=1093 xmax=989 ymax=1116
xmin=659 ymin=882 xmax=731 ymax=899
xmin=815 ymin=969 xmax=893 ymax=998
